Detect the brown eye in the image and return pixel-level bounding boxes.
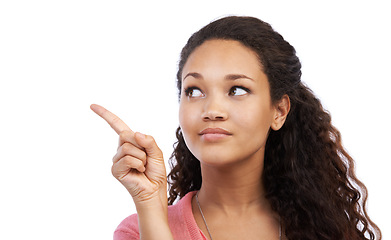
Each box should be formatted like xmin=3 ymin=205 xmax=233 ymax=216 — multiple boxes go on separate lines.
xmin=229 ymin=86 xmax=249 ymax=96
xmin=185 ymin=87 xmax=203 ymax=98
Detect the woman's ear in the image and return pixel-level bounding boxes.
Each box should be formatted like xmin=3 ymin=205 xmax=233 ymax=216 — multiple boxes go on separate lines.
xmin=271 ymin=94 xmax=290 ymax=131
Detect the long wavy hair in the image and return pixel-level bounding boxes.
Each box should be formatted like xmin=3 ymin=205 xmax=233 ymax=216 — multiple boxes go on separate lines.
xmin=167 ymin=16 xmax=381 ymax=240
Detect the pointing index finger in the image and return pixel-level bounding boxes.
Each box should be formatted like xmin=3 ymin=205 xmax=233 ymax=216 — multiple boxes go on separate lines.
xmin=90 ymin=104 xmax=132 ymax=135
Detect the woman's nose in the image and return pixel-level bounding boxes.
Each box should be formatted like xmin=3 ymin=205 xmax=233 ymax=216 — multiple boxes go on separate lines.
xmin=201 ymin=96 xmax=228 ymax=121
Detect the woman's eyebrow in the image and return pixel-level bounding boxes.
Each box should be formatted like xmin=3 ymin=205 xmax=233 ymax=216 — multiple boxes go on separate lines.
xmin=225 ymin=74 xmax=254 ymax=81
xmin=183 ymin=72 xmax=203 ymax=81
xmin=183 ymin=72 xmax=254 ymax=81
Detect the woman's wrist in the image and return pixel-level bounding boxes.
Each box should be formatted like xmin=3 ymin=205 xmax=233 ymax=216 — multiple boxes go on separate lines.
xmin=135 ymin=193 xmax=173 ymax=240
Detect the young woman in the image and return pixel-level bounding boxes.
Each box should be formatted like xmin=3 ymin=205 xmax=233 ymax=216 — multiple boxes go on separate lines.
xmin=91 ymin=16 xmax=381 ymax=240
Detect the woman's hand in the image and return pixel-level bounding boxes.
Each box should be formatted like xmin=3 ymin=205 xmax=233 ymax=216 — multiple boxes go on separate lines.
xmin=91 ymin=104 xmax=173 ymax=239
xmin=90 ymin=104 xmax=167 ymax=206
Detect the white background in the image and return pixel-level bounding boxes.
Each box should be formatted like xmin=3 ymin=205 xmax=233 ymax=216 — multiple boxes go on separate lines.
xmin=0 ymin=0 xmax=389 ymax=239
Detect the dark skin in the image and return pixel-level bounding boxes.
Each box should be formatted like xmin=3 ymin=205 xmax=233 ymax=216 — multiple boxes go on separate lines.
xmin=180 ymin=40 xmax=290 ymax=239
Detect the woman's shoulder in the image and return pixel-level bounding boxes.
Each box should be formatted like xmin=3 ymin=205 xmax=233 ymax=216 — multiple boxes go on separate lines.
xmin=113 ymin=191 xmax=203 ymax=240
xmin=113 ymin=213 xmax=139 ymax=240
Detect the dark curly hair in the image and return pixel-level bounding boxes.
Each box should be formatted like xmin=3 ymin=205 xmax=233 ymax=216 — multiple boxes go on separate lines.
xmin=167 ymin=16 xmax=381 ymax=240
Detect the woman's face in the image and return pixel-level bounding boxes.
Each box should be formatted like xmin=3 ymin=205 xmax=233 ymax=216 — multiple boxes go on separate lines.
xmin=179 ymin=39 xmax=279 ymax=167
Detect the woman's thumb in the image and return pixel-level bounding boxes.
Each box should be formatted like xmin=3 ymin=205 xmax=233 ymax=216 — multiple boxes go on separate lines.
xmin=134 ymin=132 xmax=163 ymax=160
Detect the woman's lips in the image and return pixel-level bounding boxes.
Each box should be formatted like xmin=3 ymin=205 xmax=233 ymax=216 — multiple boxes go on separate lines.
xmin=199 ymin=128 xmax=232 ymax=141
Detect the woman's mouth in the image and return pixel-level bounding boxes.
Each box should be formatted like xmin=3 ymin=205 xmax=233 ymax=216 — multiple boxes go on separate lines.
xmin=199 ymin=128 xmax=232 ymax=141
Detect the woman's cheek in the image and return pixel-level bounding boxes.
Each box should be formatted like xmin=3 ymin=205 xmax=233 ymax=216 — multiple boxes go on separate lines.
xmin=179 ymin=103 xmax=195 ymax=136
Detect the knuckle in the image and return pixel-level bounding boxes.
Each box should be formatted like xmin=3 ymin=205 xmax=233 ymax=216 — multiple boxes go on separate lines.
xmin=112 ymin=154 xmax=117 ymax=162
xmin=111 ymin=116 xmax=121 ymax=125
xmin=119 ymin=130 xmax=132 ymax=141
xmin=111 ymin=164 xmax=118 ymax=177
xmin=121 ymin=143 xmax=130 ymax=152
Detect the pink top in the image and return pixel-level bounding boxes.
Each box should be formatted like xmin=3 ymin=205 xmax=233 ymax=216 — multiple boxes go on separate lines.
xmin=114 ymin=191 xmax=207 ymax=240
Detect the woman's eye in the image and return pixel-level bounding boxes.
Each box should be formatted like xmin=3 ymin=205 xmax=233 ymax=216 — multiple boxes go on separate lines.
xmin=229 ymin=86 xmax=249 ymax=96
xmin=185 ymin=87 xmax=203 ymax=98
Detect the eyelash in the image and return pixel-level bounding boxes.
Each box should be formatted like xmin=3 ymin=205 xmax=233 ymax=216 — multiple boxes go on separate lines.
xmin=184 ymin=87 xmax=203 ymax=97
xmin=229 ymin=85 xmax=251 ymax=96
xmin=183 ymin=86 xmax=251 ymax=97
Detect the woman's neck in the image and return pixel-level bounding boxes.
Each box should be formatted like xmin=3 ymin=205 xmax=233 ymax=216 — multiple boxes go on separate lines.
xmin=192 ymin=155 xmax=282 ymax=240
xmin=197 ymin=157 xmax=272 ymax=216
